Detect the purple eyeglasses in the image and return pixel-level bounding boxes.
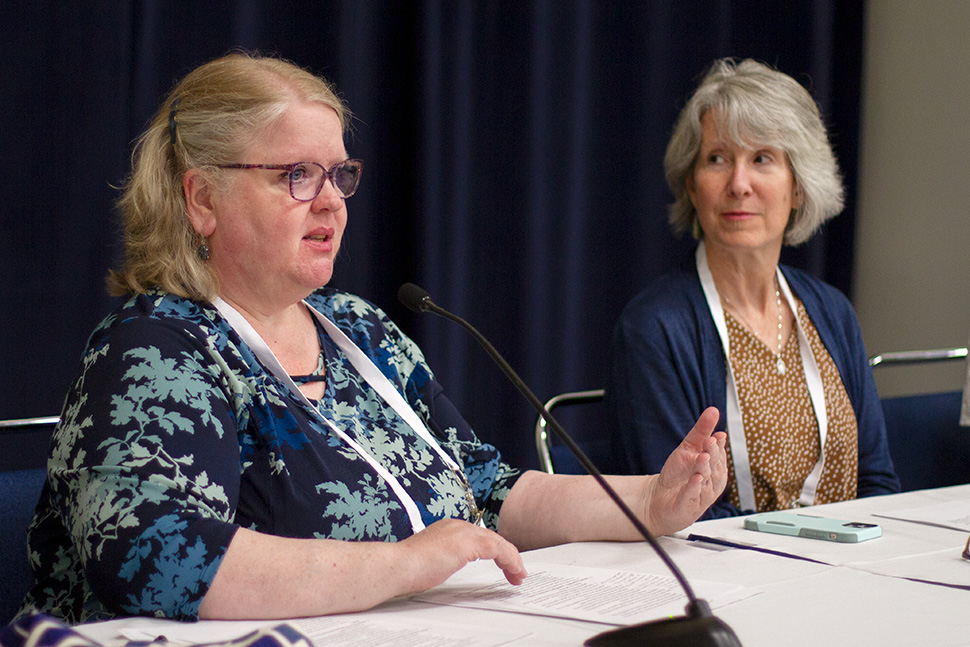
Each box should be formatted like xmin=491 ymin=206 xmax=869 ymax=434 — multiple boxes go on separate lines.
xmin=218 ymin=159 xmax=363 ymax=201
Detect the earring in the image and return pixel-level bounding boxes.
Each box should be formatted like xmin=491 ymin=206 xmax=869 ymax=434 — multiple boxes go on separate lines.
xmin=691 ymin=217 xmax=702 ymax=240
xmin=198 ymin=240 xmax=210 ymax=261
xmin=169 ymin=97 xmax=180 ymax=148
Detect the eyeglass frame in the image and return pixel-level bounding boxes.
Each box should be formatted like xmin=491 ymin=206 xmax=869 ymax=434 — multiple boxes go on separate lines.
xmin=216 ymin=159 xmax=363 ymax=201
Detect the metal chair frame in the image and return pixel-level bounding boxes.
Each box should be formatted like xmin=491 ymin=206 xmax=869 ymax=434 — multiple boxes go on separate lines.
xmin=868 ymin=347 xmax=968 ymax=368
xmin=534 ymin=389 xmax=605 ymax=474
xmin=533 ymin=347 xmax=969 ymax=475
xmin=867 ymin=345 xmax=969 ymax=491
xmin=0 ymin=416 xmax=60 ymax=431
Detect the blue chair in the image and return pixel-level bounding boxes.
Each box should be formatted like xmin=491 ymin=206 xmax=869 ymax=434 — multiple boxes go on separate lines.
xmin=534 ymin=347 xmax=970 ymax=490
xmin=534 ymin=389 xmax=610 ymax=474
xmin=0 ymin=417 xmax=57 ymax=625
xmin=870 ymin=348 xmax=970 ymax=492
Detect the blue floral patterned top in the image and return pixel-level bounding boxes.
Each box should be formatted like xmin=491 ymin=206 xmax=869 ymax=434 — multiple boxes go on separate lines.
xmin=19 ymin=288 xmax=520 ymax=624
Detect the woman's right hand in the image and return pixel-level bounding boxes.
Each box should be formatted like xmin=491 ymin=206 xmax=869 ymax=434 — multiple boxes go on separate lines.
xmin=201 ymin=520 xmax=525 ymax=620
xmin=397 ymin=518 xmax=528 ymax=594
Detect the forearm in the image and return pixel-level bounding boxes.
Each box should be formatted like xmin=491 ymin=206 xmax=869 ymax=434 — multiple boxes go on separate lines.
xmin=199 ymin=518 xmax=526 ymax=620
xmin=498 ymin=408 xmax=725 ymax=551
xmin=199 ymin=527 xmax=410 ymax=619
xmin=857 ymin=445 xmax=903 ymax=496
xmin=854 ymin=377 xmax=902 ymax=496
xmin=497 ymin=470 xmax=655 ymax=551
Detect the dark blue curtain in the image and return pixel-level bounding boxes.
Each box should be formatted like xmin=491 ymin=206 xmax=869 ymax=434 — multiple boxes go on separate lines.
xmin=1 ymin=0 xmax=864 ymax=471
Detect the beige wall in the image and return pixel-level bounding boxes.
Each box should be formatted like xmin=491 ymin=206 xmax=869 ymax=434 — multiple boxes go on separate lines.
xmin=854 ymin=0 xmax=970 ymax=397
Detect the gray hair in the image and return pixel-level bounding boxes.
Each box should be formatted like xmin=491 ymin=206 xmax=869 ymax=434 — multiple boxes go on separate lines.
xmin=664 ymin=58 xmax=844 ymax=245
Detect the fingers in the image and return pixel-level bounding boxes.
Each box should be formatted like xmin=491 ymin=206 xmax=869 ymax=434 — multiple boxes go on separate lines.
xmin=691 ymin=448 xmax=712 ymax=478
xmin=472 ymin=525 xmax=528 ymax=585
xmin=647 ymin=408 xmax=729 ymax=536
xmin=682 ymin=406 xmax=721 ymax=447
xmin=686 ymin=409 xmax=727 ymax=486
xmin=691 ymin=424 xmax=728 ymax=498
xmin=402 ymin=519 xmax=528 ymax=593
xmin=704 ymin=427 xmax=729 ymax=491
xmin=498 ymin=554 xmax=528 ymax=586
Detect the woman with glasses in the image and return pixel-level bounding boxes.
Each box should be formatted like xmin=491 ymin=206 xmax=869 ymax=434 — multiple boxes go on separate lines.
xmin=608 ymin=59 xmax=899 ymax=520
xmin=18 ymin=53 xmax=728 ymax=625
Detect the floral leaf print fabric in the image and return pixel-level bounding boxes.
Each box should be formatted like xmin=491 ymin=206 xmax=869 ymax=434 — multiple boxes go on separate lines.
xmin=19 ymin=289 xmax=519 ymax=623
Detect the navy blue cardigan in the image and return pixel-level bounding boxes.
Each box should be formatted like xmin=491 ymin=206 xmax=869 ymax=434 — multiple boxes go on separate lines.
xmin=607 ymin=260 xmax=900 ymax=519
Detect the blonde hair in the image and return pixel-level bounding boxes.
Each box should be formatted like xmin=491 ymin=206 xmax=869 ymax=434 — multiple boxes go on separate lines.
xmin=108 ymin=52 xmax=350 ymax=300
xmin=664 ymin=58 xmax=844 ymax=246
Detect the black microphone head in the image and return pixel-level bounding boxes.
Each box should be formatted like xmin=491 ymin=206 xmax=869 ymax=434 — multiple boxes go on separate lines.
xmin=398 ymin=283 xmax=432 ymax=313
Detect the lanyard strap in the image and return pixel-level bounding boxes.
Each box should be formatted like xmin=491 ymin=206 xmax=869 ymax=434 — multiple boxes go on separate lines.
xmin=305 ymin=303 xmax=481 ymax=527
xmin=696 ymin=243 xmax=828 ymax=510
xmin=213 ymin=298 xmax=480 ymax=534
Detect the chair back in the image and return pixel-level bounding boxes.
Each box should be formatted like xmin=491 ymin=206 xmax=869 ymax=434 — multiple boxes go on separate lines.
xmin=534 ymin=389 xmax=608 ymax=474
xmin=533 ymin=347 xmax=970 ymax=485
xmin=0 ymin=417 xmax=57 ymax=625
xmin=870 ymin=348 xmax=970 ymax=491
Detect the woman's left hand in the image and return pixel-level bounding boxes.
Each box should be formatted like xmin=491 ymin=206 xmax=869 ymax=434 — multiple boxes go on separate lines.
xmin=643 ymin=406 xmax=727 ymax=536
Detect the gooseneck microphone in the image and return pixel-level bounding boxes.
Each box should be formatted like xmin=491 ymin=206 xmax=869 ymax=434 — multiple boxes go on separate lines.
xmin=398 ymin=283 xmax=741 ymax=646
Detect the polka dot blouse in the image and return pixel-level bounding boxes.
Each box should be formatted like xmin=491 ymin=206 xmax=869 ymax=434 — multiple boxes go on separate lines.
xmin=723 ymin=299 xmax=859 ymax=511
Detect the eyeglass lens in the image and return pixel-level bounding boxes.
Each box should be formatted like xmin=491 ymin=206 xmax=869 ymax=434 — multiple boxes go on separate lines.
xmin=290 ymin=160 xmax=362 ymax=201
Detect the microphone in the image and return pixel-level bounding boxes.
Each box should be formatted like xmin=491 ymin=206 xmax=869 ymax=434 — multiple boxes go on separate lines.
xmin=398 ymin=282 xmax=742 ymax=647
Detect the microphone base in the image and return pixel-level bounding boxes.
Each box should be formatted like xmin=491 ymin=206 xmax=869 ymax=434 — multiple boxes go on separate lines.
xmin=585 ymin=600 xmax=742 ymax=647
xmin=585 ymin=615 xmax=742 ymax=647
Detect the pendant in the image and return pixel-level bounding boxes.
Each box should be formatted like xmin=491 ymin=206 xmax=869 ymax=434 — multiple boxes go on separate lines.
xmin=776 ymin=357 xmax=786 ymax=375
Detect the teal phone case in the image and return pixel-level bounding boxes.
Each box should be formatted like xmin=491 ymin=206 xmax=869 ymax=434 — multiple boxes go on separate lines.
xmin=743 ymin=511 xmax=882 ymax=543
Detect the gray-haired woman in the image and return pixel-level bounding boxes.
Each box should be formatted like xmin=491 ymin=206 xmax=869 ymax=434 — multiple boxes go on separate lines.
xmin=608 ymin=58 xmax=900 ymax=519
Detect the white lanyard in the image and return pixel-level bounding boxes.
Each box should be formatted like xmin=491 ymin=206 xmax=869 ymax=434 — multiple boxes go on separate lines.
xmin=213 ymin=297 xmax=482 ymax=534
xmin=696 ymin=243 xmax=828 ymax=510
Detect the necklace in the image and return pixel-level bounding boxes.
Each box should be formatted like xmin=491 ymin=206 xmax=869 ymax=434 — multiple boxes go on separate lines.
xmin=290 ymin=349 xmax=326 ymax=383
xmin=290 ymin=308 xmax=327 ymax=384
xmin=722 ymin=276 xmax=786 ymax=375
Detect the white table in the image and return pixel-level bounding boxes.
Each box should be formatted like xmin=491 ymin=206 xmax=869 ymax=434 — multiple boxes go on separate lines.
xmin=78 ymin=485 xmax=970 ymax=647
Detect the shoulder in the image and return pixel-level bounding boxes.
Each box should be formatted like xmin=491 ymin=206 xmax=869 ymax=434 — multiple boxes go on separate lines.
xmin=72 ymin=292 xmax=239 ymax=400
xmin=87 ymin=290 xmax=219 ymax=352
xmin=63 ymin=292 xmax=242 ymax=443
xmin=616 ymin=264 xmax=705 ymax=333
xmin=781 ymin=266 xmax=856 ymax=319
xmin=782 ymin=266 xmax=866 ymax=372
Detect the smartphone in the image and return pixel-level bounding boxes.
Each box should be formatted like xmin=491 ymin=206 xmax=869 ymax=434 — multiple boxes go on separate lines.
xmin=743 ymin=511 xmax=882 ymax=543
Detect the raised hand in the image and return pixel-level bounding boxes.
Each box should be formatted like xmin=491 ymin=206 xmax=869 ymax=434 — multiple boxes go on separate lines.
xmin=644 ymin=407 xmax=727 ymax=536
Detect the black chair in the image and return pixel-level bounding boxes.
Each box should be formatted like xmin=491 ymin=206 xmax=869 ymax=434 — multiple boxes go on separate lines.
xmin=534 ymin=389 xmax=607 ymax=474
xmin=870 ymin=347 xmax=970 ymax=492
xmin=0 ymin=416 xmax=57 ymax=625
